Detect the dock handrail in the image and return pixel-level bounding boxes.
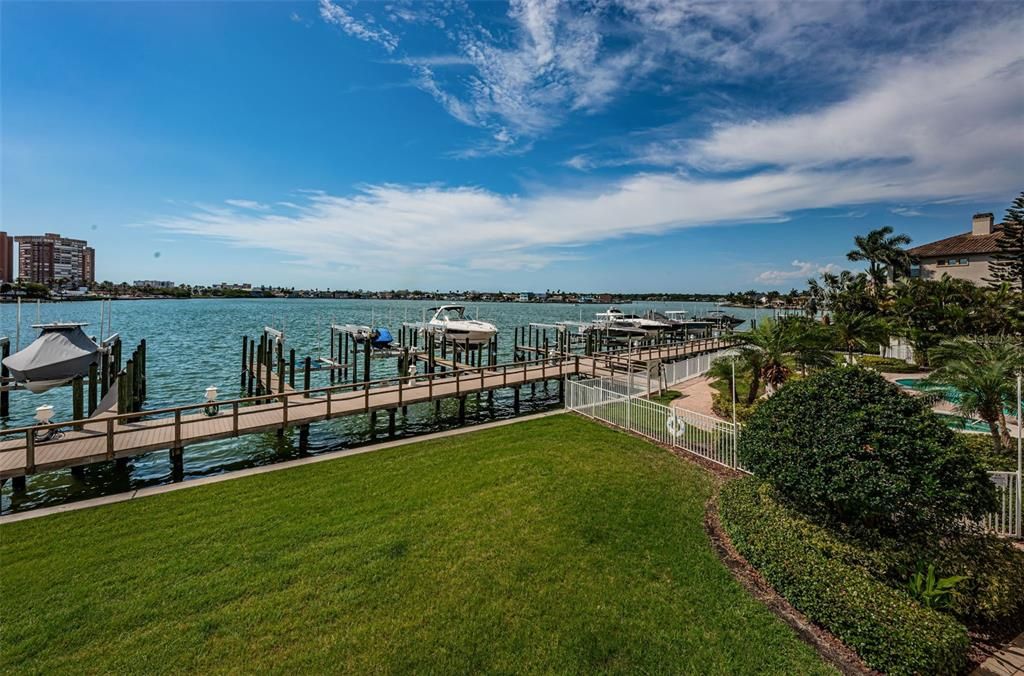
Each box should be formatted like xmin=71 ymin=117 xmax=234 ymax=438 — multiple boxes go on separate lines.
xmin=0 ymin=336 xmax=736 ymax=475
xmin=0 ymin=353 xmax=579 ymax=444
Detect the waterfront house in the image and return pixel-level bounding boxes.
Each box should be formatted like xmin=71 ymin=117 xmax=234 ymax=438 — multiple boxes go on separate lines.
xmin=906 ymin=212 xmax=1003 ymax=285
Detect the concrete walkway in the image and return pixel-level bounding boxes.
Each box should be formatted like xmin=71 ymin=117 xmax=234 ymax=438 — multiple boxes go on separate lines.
xmin=0 ymin=410 xmax=565 ymax=525
xmin=974 ymin=632 xmax=1024 ymax=676
xmin=667 ymin=376 xmax=726 ymax=421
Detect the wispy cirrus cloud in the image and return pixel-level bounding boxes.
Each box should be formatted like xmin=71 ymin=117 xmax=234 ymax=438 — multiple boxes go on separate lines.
xmin=319 ymin=0 xmax=398 ymax=53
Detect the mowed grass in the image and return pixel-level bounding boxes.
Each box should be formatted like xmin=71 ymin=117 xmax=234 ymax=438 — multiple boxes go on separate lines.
xmin=1 ymin=415 xmax=831 ymax=674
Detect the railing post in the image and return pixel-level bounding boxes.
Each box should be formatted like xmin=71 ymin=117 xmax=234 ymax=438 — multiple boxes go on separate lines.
xmin=232 ymin=401 xmax=239 ymax=436
xmin=174 ymin=409 xmax=182 ymax=447
xmin=106 ymin=418 xmax=115 ymax=459
xmin=25 ymin=430 xmax=35 ymax=474
xmin=398 ymin=374 xmax=404 ymax=407
xmin=282 ymin=393 xmax=288 ymax=427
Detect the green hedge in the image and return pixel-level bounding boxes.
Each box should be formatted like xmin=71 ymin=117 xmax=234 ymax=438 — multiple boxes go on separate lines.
xmin=710 ymin=391 xmax=760 ymax=423
xmin=857 ymin=355 xmax=920 ymax=373
xmin=719 ymin=478 xmax=970 ymax=675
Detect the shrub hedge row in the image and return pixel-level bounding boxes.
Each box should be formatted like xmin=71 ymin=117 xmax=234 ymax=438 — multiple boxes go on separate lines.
xmin=857 ymin=355 xmax=921 ymax=373
xmin=719 ymin=478 xmax=970 ymax=676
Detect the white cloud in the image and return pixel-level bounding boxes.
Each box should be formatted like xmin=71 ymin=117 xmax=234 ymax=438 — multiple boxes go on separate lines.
xmin=156 ymin=11 xmax=1023 ymax=275
xmin=756 ymin=261 xmax=842 ymax=284
xmin=890 ymin=207 xmax=924 ymax=217
xmin=225 ymin=199 xmax=270 ymax=211
xmin=319 ymin=0 xmax=398 ymax=53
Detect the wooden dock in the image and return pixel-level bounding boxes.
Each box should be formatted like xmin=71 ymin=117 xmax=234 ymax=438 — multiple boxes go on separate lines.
xmin=0 ymin=338 xmax=733 ymax=481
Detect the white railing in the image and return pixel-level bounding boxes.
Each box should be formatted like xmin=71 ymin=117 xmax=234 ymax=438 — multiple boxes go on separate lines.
xmin=566 ymin=377 xmax=1020 ymax=539
xmin=662 ymin=349 xmax=737 ymax=387
xmin=985 ymin=471 xmax=1021 ymax=539
xmin=566 ymin=377 xmax=743 ymax=472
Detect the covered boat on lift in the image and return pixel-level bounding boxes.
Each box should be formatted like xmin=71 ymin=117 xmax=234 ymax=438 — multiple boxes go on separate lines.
xmin=2 ymin=323 xmax=100 ymax=393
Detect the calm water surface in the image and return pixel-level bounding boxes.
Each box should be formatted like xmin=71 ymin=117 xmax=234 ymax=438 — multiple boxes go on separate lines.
xmin=0 ymin=298 xmax=765 ymax=512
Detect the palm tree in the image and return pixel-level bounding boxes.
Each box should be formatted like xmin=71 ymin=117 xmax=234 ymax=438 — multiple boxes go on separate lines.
xmin=736 ymin=318 xmax=834 ymax=395
xmin=830 ymin=311 xmax=888 ymax=363
xmin=847 ymin=226 xmax=913 ymax=291
xmin=926 ymin=336 xmax=1023 ymax=452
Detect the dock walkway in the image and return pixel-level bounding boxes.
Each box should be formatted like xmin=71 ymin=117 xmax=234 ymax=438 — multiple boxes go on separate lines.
xmin=0 ymin=338 xmax=732 ymax=480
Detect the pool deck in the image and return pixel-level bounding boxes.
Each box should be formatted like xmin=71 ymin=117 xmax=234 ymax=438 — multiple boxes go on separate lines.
xmin=882 ymin=371 xmax=1021 ymax=437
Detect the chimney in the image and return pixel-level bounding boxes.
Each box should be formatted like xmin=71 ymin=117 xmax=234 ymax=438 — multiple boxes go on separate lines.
xmin=972 ymin=212 xmax=994 ymax=236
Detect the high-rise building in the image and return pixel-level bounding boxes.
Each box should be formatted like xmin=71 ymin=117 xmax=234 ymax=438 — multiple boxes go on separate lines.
xmin=15 ymin=233 xmax=96 ymax=287
xmin=0 ymin=231 xmax=13 ymax=283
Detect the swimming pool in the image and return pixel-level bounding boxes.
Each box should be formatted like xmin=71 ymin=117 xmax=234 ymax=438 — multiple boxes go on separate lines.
xmin=895 ymin=378 xmax=1007 ymax=432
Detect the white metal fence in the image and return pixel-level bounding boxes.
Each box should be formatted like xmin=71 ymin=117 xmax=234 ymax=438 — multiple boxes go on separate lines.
xmin=661 ymin=349 xmax=737 ymax=387
xmin=566 ymin=377 xmax=743 ymax=472
xmin=985 ymin=471 xmax=1022 ymax=539
xmin=565 ymin=377 xmax=1021 ymax=539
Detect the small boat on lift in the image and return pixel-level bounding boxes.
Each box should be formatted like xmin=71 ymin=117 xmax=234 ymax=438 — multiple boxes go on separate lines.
xmin=426 ymin=305 xmax=497 ymax=346
xmin=646 ymin=310 xmax=715 ymax=336
xmin=700 ymin=309 xmax=745 ymax=329
xmin=595 ymin=307 xmax=671 ymax=336
xmin=343 ymin=325 xmax=395 ymax=349
xmin=2 ymin=323 xmax=100 ymax=393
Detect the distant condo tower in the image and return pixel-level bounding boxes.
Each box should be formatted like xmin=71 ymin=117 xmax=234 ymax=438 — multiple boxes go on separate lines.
xmin=0 ymin=231 xmax=13 ymax=283
xmin=15 ymin=232 xmax=95 ymax=287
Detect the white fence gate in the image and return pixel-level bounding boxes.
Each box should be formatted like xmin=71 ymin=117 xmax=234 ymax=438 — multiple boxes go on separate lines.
xmin=565 ymin=377 xmax=1021 ymax=539
xmin=566 ymin=377 xmax=743 ymax=472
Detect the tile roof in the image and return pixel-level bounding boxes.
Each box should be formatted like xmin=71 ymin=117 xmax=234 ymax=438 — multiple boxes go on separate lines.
xmin=907 ymin=226 xmax=1004 ymax=258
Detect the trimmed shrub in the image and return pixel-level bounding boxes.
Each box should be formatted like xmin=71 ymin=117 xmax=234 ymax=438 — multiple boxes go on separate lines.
xmin=739 ymin=367 xmax=997 ymax=536
xmin=921 ymin=532 xmax=1024 ymax=627
xmin=857 ymin=355 xmax=920 ymax=373
xmin=710 ymin=391 xmax=760 ymax=423
xmin=720 ymin=479 xmax=970 ymax=675
xmin=960 ymin=432 xmax=1019 ymax=471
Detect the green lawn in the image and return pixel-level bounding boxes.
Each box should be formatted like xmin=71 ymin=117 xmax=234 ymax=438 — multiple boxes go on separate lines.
xmin=648 ymin=390 xmax=683 ymax=406
xmin=1 ymin=415 xmax=831 ymax=674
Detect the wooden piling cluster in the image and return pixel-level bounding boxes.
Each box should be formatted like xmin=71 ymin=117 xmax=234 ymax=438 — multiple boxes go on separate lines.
xmin=113 ymin=338 xmax=146 ymax=417
xmin=0 ymin=338 xmax=10 ymax=418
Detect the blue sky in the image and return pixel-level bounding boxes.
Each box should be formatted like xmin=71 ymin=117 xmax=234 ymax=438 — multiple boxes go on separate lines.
xmin=3 ymin=1 xmax=1022 ymax=292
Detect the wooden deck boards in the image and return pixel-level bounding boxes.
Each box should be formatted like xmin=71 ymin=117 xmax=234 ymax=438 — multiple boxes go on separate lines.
xmin=0 ymin=339 xmax=729 ymax=479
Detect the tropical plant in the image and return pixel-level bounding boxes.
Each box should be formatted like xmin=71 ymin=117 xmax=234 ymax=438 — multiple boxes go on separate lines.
xmin=734 ymin=318 xmax=833 ymax=396
xmin=986 ymin=191 xmax=1024 ymax=292
xmin=907 ymin=564 xmax=967 ymax=610
xmin=807 ymin=270 xmax=877 ymax=315
xmin=829 ymin=310 xmax=888 ymax=363
xmin=847 ymin=226 xmax=913 ymax=290
xmin=707 ymin=356 xmax=738 ymax=404
xmin=926 ymin=336 xmax=1023 ymax=452
xmin=889 ymin=276 xmax=975 ymax=366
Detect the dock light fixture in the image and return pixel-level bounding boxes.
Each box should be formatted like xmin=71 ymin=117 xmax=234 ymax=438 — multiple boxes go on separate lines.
xmin=203 ymin=386 xmax=220 ymax=417
xmin=34 ymin=404 xmax=55 ymax=424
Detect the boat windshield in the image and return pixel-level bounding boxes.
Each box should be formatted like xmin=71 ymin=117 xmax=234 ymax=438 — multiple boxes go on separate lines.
xmin=438 ymin=307 xmax=467 ymax=321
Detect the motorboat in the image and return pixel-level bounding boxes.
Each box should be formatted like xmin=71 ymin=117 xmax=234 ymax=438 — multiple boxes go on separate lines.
xmin=339 ymin=325 xmax=395 ymax=350
xmin=427 ymin=305 xmax=497 ymax=346
xmin=2 ymin=323 xmax=100 ymax=393
xmin=594 ymin=307 xmax=671 ymax=336
xmin=646 ymin=310 xmax=715 ymax=337
xmin=700 ymin=309 xmax=745 ymax=329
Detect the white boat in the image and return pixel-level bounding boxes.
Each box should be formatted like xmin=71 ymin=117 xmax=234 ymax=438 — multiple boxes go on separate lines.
xmin=648 ymin=310 xmax=715 ymax=336
xmin=427 ymin=305 xmax=497 ymax=346
xmin=594 ymin=307 xmax=670 ymax=336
